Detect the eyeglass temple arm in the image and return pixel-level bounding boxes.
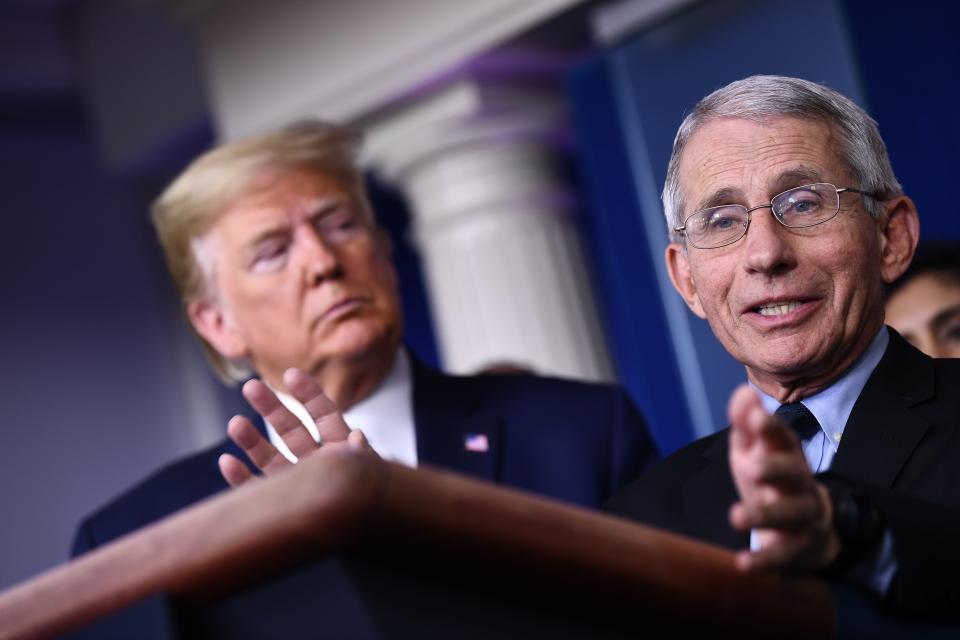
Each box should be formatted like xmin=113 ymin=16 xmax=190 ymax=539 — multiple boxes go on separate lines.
xmin=838 ymin=187 xmax=880 ymax=199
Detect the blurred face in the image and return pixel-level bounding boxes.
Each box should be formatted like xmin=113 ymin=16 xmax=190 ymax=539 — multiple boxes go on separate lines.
xmin=665 ymin=117 xmax=916 ymax=398
xmin=191 ymin=167 xmax=402 ymax=388
xmin=886 ymin=273 xmax=960 ymax=358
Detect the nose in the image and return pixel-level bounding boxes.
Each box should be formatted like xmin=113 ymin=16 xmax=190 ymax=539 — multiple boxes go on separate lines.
xmin=297 ymin=226 xmax=342 ymax=285
xmin=742 ymin=207 xmax=796 ymax=276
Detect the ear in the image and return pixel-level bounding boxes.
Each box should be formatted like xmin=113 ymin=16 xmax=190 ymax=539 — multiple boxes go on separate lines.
xmin=665 ymin=242 xmax=707 ymax=319
xmin=186 ymin=298 xmax=248 ymax=360
xmin=876 ymin=195 xmax=920 ymax=285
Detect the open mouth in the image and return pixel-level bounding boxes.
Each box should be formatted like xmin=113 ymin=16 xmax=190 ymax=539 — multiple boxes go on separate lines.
xmin=753 ymin=301 xmax=803 ymax=317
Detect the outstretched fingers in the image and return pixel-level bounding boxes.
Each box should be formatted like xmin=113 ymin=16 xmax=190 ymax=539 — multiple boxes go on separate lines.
xmin=241 ymin=378 xmax=319 ymax=459
xmin=219 ymin=370 xmax=376 ymax=489
xmin=729 ymin=490 xmax=826 ymax=532
xmin=728 ymin=384 xmax=762 ymax=452
xmin=282 ymin=368 xmax=351 ymax=444
xmin=227 ymin=413 xmax=294 ymax=476
xmin=729 ymin=384 xmax=798 ymax=454
xmin=727 ymin=384 xmax=839 ymax=573
xmin=218 ymin=453 xmax=255 ymax=488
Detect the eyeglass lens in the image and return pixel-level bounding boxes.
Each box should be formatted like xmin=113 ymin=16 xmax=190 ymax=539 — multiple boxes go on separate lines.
xmin=684 ymin=183 xmax=842 ymax=248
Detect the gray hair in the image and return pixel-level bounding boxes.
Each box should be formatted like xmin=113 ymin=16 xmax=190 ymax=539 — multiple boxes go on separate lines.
xmin=151 ymin=119 xmax=367 ymax=384
xmin=662 ymin=75 xmax=902 ymax=242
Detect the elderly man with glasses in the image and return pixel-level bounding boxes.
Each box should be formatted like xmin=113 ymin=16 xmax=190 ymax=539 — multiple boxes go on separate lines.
xmin=608 ymin=75 xmax=960 ymax=621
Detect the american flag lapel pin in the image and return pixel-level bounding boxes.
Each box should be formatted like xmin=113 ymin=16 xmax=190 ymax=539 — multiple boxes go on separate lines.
xmin=463 ymin=432 xmax=489 ymax=453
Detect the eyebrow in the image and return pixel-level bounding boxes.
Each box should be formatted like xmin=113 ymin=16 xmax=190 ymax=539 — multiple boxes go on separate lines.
xmin=305 ymin=198 xmax=348 ymax=224
xmin=244 ymin=226 xmax=287 ymax=254
xmin=245 ymin=197 xmax=345 ymax=247
xmin=770 ymin=168 xmax=825 ymax=194
xmin=930 ymin=303 xmax=960 ymax=332
xmin=694 ymin=187 xmax=743 ymax=213
xmin=692 ymin=167 xmax=827 ymax=213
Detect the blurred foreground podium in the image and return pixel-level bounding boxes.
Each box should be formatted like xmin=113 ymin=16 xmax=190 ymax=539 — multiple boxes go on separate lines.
xmin=0 ymin=451 xmax=834 ymax=639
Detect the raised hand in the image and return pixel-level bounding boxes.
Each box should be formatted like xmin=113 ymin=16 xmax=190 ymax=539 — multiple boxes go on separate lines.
xmin=726 ymin=384 xmax=839 ymax=573
xmin=218 ymin=368 xmax=373 ymax=488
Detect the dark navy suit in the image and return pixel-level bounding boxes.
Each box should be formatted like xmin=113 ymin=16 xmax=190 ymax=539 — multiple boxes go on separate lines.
xmin=73 ymin=357 xmax=657 ymax=555
xmin=607 ymin=329 xmax=960 ymax=621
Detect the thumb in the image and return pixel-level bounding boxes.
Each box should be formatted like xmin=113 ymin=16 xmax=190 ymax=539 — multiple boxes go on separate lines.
xmin=347 ymin=429 xmax=373 ymax=452
xmin=728 ymin=384 xmax=762 ymax=451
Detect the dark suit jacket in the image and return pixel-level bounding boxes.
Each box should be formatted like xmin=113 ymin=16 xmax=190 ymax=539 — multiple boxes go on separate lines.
xmin=607 ymin=328 xmax=960 ymax=620
xmin=73 ymin=358 xmax=657 ymax=555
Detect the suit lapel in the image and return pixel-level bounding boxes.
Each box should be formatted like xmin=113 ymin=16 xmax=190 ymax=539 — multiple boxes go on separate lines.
xmin=675 ymin=330 xmax=932 ymax=549
xmin=683 ymin=433 xmax=746 ymax=550
xmin=410 ymin=357 xmax=503 ymax=482
xmin=831 ymin=328 xmax=934 ymax=488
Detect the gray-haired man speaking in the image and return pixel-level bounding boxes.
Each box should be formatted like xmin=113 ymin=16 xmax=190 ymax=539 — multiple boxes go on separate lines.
xmin=608 ymin=75 xmax=960 ymax=621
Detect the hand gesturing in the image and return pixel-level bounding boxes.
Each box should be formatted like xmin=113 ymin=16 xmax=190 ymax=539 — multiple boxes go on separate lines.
xmin=727 ymin=384 xmax=839 ymax=573
xmin=218 ymin=368 xmax=374 ymax=488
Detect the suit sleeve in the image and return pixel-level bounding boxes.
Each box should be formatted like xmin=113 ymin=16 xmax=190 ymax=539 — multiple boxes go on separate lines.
xmin=871 ymin=492 xmax=960 ymax=621
xmin=607 ymin=386 xmax=659 ymax=496
xmin=824 ymin=476 xmax=960 ymax=622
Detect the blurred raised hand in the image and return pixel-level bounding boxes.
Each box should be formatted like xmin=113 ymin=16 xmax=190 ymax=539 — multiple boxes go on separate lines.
xmin=727 ymin=385 xmax=839 ymax=573
xmin=218 ymin=367 xmax=374 ymax=488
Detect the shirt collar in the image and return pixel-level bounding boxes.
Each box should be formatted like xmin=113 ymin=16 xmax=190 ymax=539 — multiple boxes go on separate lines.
xmin=341 ymin=348 xmax=414 ymax=461
xmin=753 ymin=326 xmax=889 ymax=444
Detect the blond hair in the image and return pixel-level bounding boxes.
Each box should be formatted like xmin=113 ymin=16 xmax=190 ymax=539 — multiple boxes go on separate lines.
xmin=151 ymin=120 xmax=364 ymax=384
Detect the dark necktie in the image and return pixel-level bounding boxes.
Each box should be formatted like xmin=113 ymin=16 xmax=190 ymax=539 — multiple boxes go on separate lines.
xmin=774 ymin=402 xmax=821 ymax=442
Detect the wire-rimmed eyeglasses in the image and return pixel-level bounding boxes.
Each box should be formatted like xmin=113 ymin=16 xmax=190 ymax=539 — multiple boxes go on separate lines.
xmin=674 ymin=182 xmax=879 ymax=249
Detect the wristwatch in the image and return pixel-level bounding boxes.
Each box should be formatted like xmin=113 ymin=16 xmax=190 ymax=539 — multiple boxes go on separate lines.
xmin=823 ymin=485 xmax=886 ymax=576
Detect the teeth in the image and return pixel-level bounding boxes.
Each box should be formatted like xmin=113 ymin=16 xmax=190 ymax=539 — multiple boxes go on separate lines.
xmin=755 ymin=301 xmax=802 ymax=316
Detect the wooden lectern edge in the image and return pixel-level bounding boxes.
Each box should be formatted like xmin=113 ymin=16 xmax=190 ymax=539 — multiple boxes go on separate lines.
xmin=0 ymin=449 xmax=383 ymax=640
xmin=0 ymin=451 xmax=835 ymax=639
xmin=374 ymin=461 xmax=834 ymax=636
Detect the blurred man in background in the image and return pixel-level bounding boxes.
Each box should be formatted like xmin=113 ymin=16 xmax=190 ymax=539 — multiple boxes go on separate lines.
xmin=72 ymin=120 xmax=657 ymax=554
xmin=885 ymin=242 xmax=960 ymax=358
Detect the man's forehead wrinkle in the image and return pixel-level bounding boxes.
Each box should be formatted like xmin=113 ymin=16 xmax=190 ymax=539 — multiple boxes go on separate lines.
xmin=690 ymin=143 xmax=833 ymax=208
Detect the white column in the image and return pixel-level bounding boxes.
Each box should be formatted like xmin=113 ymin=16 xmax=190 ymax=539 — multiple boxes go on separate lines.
xmin=365 ymin=79 xmax=613 ymax=381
